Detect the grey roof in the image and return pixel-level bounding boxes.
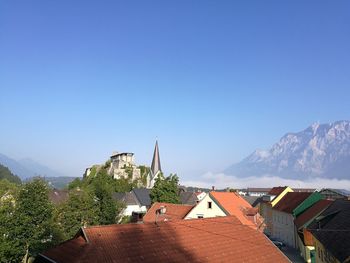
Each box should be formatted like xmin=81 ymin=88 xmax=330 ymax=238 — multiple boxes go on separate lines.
xmin=243 ymin=196 xmax=262 ymax=207
xmin=132 ymin=188 xmax=151 ymax=207
xmin=150 ymin=141 xmax=161 ymax=176
xmin=308 ymin=200 xmax=350 ymax=262
xmin=180 ymin=192 xmax=198 ymax=205
xmin=112 ymin=192 xmax=138 ymax=205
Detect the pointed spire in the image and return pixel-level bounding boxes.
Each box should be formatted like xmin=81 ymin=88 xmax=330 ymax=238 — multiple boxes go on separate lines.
xmin=151 ymin=140 xmax=161 ymax=176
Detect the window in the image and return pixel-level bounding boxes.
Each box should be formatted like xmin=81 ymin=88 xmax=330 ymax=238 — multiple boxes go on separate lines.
xmin=208 ymin=201 xmax=212 ymax=209
xmin=197 ymin=215 xmax=204 ymax=219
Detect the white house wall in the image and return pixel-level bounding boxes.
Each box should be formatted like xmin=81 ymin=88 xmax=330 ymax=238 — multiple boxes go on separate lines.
xmin=185 ymin=194 xmax=226 ymax=219
xmin=272 ymin=210 xmax=296 ymax=248
xmin=123 ymin=205 xmax=147 ymax=216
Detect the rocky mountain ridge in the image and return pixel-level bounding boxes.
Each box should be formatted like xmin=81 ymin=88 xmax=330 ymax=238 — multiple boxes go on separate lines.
xmin=225 ymin=120 xmax=350 ymax=179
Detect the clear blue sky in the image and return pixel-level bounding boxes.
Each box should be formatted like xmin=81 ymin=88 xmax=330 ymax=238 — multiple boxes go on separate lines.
xmin=1 ymin=1 xmax=350 ymax=181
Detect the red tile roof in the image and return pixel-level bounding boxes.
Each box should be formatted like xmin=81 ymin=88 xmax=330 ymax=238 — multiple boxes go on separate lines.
xmin=274 ymin=192 xmax=311 ymax=214
xmin=210 ymin=191 xmax=264 ymax=230
xmin=143 ymin=202 xmax=194 ymax=223
xmin=37 ymin=216 xmax=290 ymax=263
xmin=268 ymin=186 xmax=287 ymax=196
xmin=294 ymin=199 xmax=333 ymax=229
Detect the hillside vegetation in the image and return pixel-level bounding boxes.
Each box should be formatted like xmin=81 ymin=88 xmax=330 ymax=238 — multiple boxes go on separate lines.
xmin=0 ymin=164 xmax=21 ymax=184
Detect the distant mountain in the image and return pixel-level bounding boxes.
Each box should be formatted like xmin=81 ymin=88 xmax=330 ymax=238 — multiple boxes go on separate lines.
xmin=29 ymin=176 xmax=77 ymax=189
xmin=0 ymin=153 xmax=63 ymax=180
xmin=18 ymin=158 xmax=62 ymax=177
xmin=0 ymin=153 xmax=33 ymax=179
xmin=225 ymin=120 xmax=350 ymax=179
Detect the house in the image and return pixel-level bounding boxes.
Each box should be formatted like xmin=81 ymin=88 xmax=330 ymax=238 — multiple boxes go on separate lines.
xmin=35 ymin=216 xmax=290 ymax=263
xmin=195 ymin=191 xmax=206 ymax=201
xmin=146 ymin=140 xmax=162 ymax=188
xmin=143 ymin=202 xmax=194 ymax=223
xmin=260 ymin=186 xmax=294 ymax=235
xmin=318 ymin=188 xmax=350 ymax=200
xmin=243 ymin=196 xmax=262 ymax=207
xmin=113 ymin=188 xmax=152 ymax=218
xmin=184 ymin=191 xmax=226 ymax=219
xmin=294 ymin=199 xmax=333 ymax=263
xmin=185 ymin=191 xmax=264 ymax=230
xmin=112 ymin=192 xmax=143 ymax=217
xmin=307 ymin=199 xmax=350 ymax=263
xmin=179 ymin=191 xmax=198 ymax=205
xmin=272 ymin=191 xmax=319 ymax=248
xmin=246 ymin=187 xmax=272 ymax=197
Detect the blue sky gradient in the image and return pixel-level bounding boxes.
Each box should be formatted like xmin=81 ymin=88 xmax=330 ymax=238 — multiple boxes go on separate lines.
xmin=1 ymin=1 xmax=350 ymax=180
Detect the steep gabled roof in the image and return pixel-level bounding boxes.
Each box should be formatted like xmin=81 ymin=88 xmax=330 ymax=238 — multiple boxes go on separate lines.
xmin=210 ymin=191 xmax=263 ymax=229
xmin=132 ymin=188 xmax=151 ymax=207
xmin=112 ymin=192 xmax=139 ymax=206
xmin=308 ymin=200 xmax=350 ymax=262
xmin=243 ymin=196 xmax=261 ymax=207
xmin=273 ymin=192 xmax=311 ymax=214
xmin=179 ymin=192 xmax=198 ymax=205
xmin=294 ymin=199 xmax=333 ymax=229
xmin=143 ymin=202 xmax=194 ymax=223
xmin=36 ymin=216 xmax=289 ymax=263
xmin=268 ymin=186 xmax=287 ymax=196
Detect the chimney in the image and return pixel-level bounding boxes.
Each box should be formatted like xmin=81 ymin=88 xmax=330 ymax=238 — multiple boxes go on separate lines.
xmin=212 ymin=186 xmax=215 ymax=191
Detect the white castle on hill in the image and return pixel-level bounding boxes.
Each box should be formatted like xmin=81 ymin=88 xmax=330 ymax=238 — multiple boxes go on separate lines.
xmin=108 ymin=152 xmax=141 ymax=180
xmin=84 ymin=141 xmax=162 ymax=189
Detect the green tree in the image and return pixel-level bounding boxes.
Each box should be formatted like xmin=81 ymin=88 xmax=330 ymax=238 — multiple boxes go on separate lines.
xmin=91 ymin=173 xmax=117 ymax=224
xmin=55 ymin=189 xmax=99 ymax=239
xmin=0 ymin=197 xmax=23 ymax=262
xmin=0 ymin=179 xmax=18 ymax=198
xmin=150 ymin=173 xmax=180 ymax=204
xmin=0 ymin=178 xmax=63 ymax=262
xmin=67 ymin=177 xmax=82 ymax=190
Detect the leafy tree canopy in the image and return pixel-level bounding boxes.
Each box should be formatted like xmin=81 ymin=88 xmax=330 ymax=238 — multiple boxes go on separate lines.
xmin=0 ymin=178 xmax=63 ymax=262
xmin=150 ymin=173 xmax=180 ymax=204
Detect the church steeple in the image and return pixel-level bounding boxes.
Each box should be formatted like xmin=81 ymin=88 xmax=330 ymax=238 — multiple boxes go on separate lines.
xmin=147 ymin=140 xmax=162 ymax=188
xmin=151 ymin=140 xmax=161 ymax=176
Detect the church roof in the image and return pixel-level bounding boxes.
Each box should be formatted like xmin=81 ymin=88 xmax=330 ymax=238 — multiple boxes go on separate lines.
xmin=151 ymin=140 xmax=161 ymax=176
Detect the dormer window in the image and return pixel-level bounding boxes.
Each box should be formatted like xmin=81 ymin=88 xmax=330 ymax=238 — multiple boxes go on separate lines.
xmin=208 ymin=201 xmax=212 ymax=209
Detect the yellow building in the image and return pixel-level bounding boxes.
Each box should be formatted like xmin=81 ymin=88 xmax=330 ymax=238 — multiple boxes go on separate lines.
xmin=259 ymin=186 xmax=293 ymax=235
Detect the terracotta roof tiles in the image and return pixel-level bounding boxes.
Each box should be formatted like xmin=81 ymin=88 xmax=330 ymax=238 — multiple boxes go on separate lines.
xmin=210 ymin=191 xmax=264 ymax=230
xmin=143 ymin=202 xmax=194 ymax=223
xmin=36 ymin=216 xmax=290 ymax=263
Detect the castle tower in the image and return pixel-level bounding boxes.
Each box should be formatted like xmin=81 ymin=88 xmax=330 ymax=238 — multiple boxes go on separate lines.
xmin=147 ymin=140 xmax=162 ymax=188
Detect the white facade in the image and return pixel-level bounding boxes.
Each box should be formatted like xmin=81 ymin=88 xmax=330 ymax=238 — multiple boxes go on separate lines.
xmin=272 ymin=210 xmax=296 ymax=248
xmin=196 ymin=192 xmax=206 ymax=201
xmin=121 ymin=204 xmax=147 ymax=217
xmin=111 ymin=152 xmax=135 ymax=169
xmin=184 ymin=194 xmax=226 ymax=219
xmin=109 ymin=152 xmax=141 ymax=181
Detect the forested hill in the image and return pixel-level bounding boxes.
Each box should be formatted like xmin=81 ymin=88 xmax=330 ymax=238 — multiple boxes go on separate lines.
xmin=0 ymin=164 xmax=21 ymax=184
